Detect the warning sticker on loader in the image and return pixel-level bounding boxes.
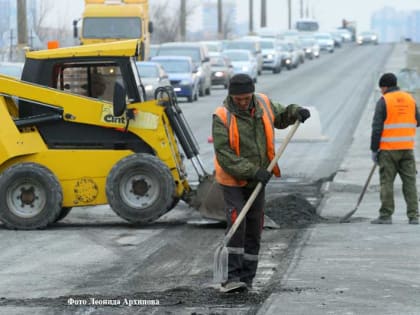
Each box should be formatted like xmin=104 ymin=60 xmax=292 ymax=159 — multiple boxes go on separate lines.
xmin=130 ymin=112 xmax=159 ymax=130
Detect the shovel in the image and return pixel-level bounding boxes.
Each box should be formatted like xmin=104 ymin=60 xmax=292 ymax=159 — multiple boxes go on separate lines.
xmin=339 ymin=163 xmax=377 ymax=223
xmin=213 ymin=121 xmax=300 ymax=284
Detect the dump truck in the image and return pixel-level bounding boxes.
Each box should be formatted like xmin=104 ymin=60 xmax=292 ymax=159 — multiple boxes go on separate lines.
xmin=73 ymin=0 xmax=153 ymax=60
xmin=0 ymin=39 xmax=222 ymax=230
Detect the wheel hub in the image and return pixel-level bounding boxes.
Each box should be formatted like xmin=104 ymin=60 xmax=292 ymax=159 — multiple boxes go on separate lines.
xmin=20 ymin=187 xmax=36 ymax=206
xmin=8 ymin=182 xmax=46 ymax=218
xmin=131 ymin=179 xmax=149 ymax=196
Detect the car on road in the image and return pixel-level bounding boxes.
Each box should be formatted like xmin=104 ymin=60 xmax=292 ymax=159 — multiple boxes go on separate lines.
xmin=335 ymin=28 xmax=352 ymax=42
xmin=223 ymin=39 xmax=263 ymax=75
xmin=357 ymin=31 xmax=379 ymax=45
xmin=277 ymin=41 xmax=300 ymax=70
xmin=299 ymin=36 xmax=320 ymax=59
xmin=157 ymin=42 xmax=212 ymax=96
xmin=314 ymin=32 xmax=335 ymax=53
xmin=209 ymin=55 xmax=233 ymax=89
xmin=260 ymin=38 xmax=283 ymax=73
xmin=151 ymin=56 xmax=199 ymax=102
xmin=222 ymin=49 xmax=258 ymax=83
xmin=136 ymin=61 xmax=171 ymax=100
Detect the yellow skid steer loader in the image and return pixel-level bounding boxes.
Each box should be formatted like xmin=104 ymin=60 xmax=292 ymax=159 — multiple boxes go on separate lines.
xmin=0 ymin=40 xmax=222 ymax=229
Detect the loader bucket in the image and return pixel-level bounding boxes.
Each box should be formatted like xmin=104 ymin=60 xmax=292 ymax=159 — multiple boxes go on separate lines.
xmin=188 ymin=175 xmax=280 ymax=229
xmin=189 ymin=174 xmax=226 ymax=221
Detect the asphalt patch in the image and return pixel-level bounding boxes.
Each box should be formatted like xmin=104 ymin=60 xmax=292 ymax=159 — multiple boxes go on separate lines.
xmin=265 ymin=193 xmax=325 ymax=228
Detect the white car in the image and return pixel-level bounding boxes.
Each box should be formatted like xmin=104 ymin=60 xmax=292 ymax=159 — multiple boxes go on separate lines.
xmin=314 ymin=32 xmax=335 ymax=53
xmin=260 ymin=38 xmax=283 ymax=73
xmin=222 ymin=49 xmax=258 ymax=83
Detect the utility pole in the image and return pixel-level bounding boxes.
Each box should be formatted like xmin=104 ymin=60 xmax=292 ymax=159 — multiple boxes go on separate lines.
xmin=300 ymin=0 xmax=304 ymax=18
xmin=288 ymin=0 xmax=292 ymax=29
xmin=217 ymin=0 xmax=223 ymax=39
xmin=180 ymin=0 xmax=186 ymax=41
xmin=9 ymin=29 xmax=14 ymax=61
xmin=17 ymin=0 xmax=28 ymax=45
xmin=249 ymin=0 xmax=254 ymax=34
xmin=261 ymin=0 xmax=267 ymax=28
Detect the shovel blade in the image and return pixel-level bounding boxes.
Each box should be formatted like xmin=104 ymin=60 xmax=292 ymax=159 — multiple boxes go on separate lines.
xmin=192 ymin=175 xmax=226 ymax=221
xmin=213 ymin=245 xmax=228 ymax=284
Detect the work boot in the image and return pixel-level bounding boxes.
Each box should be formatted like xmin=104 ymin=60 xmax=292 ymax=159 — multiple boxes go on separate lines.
xmin=370 ymin=216 xmax=392 ymax=224
xmin=409 ymin=217 xmax=419 ymax=225
xmin=220 ymin=281 xmax=247 ymax=293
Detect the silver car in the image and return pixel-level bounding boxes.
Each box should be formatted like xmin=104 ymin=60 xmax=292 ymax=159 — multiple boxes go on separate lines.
xmin=314 ymin=32 xmax=335 ymax=53
xmin=260 ymin=38 xmax=283 ymax=73
xmin=222 ymin=49 xmax=258 ymax=83
xmin=136 ymin=61 xmax=171 ymax=100
xmin=223 ymin=39 xmax=263 ymax=75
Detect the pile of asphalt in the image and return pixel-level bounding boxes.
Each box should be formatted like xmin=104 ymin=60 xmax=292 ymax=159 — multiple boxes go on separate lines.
xmin=265 ymin=193 xmax=324 ymax=228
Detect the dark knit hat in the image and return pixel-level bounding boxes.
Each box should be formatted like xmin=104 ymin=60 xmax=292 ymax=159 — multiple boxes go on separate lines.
xmin=228 ymin=73 xmax=255 ymax=95
xmin=379 ymin=73 xmax=397 ymax=87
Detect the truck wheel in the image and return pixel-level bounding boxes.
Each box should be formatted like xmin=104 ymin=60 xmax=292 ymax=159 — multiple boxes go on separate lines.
xmin=0 ymin=163 xmax=62 ymax=230
xmin=55 ymin=207 xmax=72 ymax=222
xmin=106 ymin=153 xmax=175 ymax=224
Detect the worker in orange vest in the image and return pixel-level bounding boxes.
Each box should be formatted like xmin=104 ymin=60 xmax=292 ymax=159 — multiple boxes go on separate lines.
xmin=370 ymin=72 xmax=420 ymax=224
xmin=212 ymin=73 xmax=310 ymax=292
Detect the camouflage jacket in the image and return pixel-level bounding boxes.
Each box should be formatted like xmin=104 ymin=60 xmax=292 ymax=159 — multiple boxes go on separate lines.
xmin=212 ymin=93 xmax=301 ymax=188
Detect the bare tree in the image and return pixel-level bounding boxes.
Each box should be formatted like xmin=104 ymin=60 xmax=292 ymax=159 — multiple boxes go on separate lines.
xmin=150 ymin=0 xmax=199 ymax=43
xmin=223 ymin=5 xmax=236 ymax=39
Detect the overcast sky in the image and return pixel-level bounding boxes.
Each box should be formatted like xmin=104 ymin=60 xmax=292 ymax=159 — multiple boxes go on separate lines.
xmin=52 ymin=0 xmax=419 ymax=33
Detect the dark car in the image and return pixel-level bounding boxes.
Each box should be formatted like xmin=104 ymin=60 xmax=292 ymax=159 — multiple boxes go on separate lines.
xmin=210 ymin=55 xmax=233 ymax=89
xmin=151 ymin=56 xmax=199 ymax=102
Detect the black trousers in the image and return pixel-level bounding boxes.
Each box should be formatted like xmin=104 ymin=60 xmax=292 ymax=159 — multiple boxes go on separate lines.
xmin=221 ymin=185 xmax=265 ymax=284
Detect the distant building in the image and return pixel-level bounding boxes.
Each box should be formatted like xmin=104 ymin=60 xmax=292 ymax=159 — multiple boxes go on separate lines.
xmin=371 ymin=6 xmax=419 ymax=43
xmin=202 ymin=0 xmax=237 ymax=40
xmin=407 ymin=10 xmax=420 ymax=42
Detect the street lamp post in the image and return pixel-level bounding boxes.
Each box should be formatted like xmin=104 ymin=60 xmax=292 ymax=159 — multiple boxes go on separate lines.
xmin=249 ymin=0 xmax=254 ymax=34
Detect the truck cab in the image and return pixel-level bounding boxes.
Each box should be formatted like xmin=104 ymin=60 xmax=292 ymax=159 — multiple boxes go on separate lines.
xmin=74 ymin=0 xmax=153 ymax=60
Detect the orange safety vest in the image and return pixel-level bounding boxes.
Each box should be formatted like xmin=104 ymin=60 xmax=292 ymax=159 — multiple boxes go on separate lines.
xmin=214 ymin=93 xmax=281 ymax=187
xmin=380 ymin=91 xmax=417 ymax=150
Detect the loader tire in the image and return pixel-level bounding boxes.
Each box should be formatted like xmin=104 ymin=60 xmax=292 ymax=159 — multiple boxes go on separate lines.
xmin=0 ymin=163 xmax=62 ymax=230
xmin=55 ymin=207 xmax=72 ymax=222
xmin=106 ymin=153 xmax=175 ymax=224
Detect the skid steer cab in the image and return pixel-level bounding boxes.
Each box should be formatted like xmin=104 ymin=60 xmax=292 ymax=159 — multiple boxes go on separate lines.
xmin=0 ymin=39 xmax=222 ymax=230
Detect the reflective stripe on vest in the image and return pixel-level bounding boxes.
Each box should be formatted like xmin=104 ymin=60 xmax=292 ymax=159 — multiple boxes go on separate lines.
xmin=214 ymin=93 xmax=281 ymax=187
xmin=379 ymin=91 xmax=416 ymax=150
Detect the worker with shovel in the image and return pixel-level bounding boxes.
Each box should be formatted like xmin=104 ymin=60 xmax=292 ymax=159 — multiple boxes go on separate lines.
xmin=370 ymin=73 xmax=420 ymax=225
xmin=212 ymin=73 xmax=310 ymax=292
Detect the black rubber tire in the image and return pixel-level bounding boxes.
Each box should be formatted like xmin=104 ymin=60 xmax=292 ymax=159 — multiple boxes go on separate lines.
xmin=106 ymin=153 xmax=175 ymax=224
xmin=55 ymin=207 xmax=72 ymax=222
xmin=0 ymin=163 xmax=62 ymax=230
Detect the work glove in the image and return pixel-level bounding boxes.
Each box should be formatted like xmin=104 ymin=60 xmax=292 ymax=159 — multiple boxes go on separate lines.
xmin=296 ymin=107 xmax=311 ymax=123
xmin=371 ymin=151 xmax=379 ymax=164
xmin=254 ymin=168 xmax=272 ymax=185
